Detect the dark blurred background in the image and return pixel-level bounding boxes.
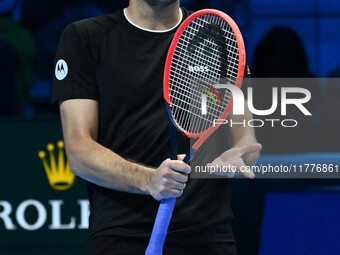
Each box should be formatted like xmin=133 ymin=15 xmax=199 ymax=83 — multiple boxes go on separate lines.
xmin=0 ymin=0 xmax=340 ymax=254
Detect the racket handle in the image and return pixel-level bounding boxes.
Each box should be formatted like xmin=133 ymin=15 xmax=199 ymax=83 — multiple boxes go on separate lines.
xmin=183 ymin=149 xmax=195 ymax=164
xmin=145 ymin=197 xmax=176 ymax=255
xmin=145 ymin=149 xmax=195 ymax=254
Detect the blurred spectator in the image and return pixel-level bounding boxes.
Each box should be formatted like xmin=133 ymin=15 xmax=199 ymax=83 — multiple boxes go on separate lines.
xmin=0 ymin=0 xmax=34 ymax=116
xmin=251 ymin=27 xmax=321 ymax=153
xmin=253 ymin=27 xmax=311 ymax=78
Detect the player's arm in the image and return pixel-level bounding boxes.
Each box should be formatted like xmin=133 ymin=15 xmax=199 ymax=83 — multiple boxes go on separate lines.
xmin=228 ymin=99 xmax=261 ymax=166
xmin=209 ymin=100 xmax=261 ymax=178
xmin=60 ymin=99 xmax=190 ymax=200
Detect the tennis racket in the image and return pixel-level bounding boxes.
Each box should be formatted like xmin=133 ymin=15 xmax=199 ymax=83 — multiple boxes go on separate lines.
xmin=145 ymin=9 xmax=246 ymax=255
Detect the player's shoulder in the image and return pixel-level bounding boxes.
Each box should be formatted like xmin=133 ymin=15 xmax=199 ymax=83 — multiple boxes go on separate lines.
xmin=63 ymin=9 xmax=123 ymax=40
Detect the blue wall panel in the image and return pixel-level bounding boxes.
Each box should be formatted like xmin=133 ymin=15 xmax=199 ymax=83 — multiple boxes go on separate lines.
xmin=259 ymin=192 xmax=340 ymax=255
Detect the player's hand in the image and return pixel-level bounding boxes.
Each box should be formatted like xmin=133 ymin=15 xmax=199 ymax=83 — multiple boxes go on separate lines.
xmin=208 ymin=143 xmax=262 ymax=178
xmin=148 ymin=155 xmax=190 ymax=200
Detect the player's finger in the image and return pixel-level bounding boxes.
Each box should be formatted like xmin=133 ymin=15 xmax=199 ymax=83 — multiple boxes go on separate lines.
xmin=240 ymin=168 xmax=255 ymax=179
xmin=168 ymin=160 xmax=191 ymax=175
xmin=240 ymin=143 xmax=262 ymax=156
xmin=161 ymin=188 xmax=183 ymax=199
xmin=170 ymin=171 xmax=189 ymax=183
xmin=170 ymin=180 xmax=186 ymax=190
xmin=171 ymin=189 xmax=184 ymax=198
xmin=159 ymin=188 xmax=179 ymax=199
xmin=206 ymin=163 xmax=236 ymax=177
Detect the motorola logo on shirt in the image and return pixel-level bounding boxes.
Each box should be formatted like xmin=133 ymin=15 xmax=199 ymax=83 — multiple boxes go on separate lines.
xmin=55 ymin=59 xmax=68 ymax=81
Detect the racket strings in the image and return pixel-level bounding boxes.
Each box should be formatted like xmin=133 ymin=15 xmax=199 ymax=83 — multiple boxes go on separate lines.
xmin=171 ymin=83 xmax=232 ymax=107
xmin=169 ymin=14 xmax=239 ymax=134
xmin=185 ymin=23 xmax=240 ymax=66
xmin=173 ymin=36 xmax=229 ymax=127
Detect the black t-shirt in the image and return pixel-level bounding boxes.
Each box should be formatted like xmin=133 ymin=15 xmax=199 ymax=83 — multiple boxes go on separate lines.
xmin=52 ymin=8 xmax=245 ymax=244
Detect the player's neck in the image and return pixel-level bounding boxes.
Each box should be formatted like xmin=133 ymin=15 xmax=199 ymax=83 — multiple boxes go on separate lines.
xmin=126 ymin=0 xmax=181 ymax=31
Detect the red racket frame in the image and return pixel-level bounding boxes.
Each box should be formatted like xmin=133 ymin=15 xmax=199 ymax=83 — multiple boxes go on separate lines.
xmin=163 ymin=9 xmax=246 ymax=151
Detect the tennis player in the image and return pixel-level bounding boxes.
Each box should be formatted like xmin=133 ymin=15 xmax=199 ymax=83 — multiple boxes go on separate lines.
xmin=52 ymin=0 xmax=261 ymax=254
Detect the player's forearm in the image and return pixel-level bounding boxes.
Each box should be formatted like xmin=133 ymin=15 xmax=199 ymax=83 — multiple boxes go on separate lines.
xmin=65 ymin=137 xmax=154 ymax=195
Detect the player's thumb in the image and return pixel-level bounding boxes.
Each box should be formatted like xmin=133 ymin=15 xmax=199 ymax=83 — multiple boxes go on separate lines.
xmin=177 ymin=154 xmax=187 ymax=161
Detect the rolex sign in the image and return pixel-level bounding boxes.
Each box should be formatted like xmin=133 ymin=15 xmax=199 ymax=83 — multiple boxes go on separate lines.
xmin=0 ymin=120 xmax=89 ymax=254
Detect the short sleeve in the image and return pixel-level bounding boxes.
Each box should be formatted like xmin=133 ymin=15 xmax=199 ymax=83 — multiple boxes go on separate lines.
xmin=52 ymin=23 xmax=99 ymax=104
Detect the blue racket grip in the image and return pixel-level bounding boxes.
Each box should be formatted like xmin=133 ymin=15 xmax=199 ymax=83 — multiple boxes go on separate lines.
xmin=145 ymin=150 xmax=195 ymax=255
xmin=145 ymin=197 xmax=176 ymax=255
